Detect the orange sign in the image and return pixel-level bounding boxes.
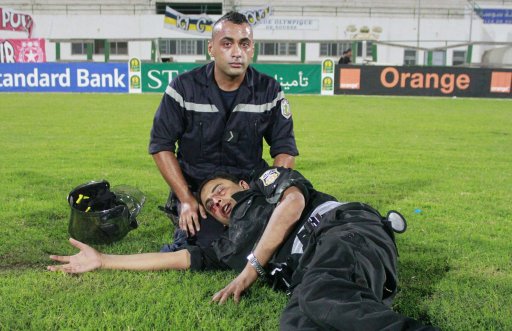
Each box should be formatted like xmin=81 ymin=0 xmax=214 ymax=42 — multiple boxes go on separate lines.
xmin=339 ymin=68 xmax=361 ymax=90
xmin=380 ymin=67 xmax=470 ymax=94
xmin=490 ymin=72 xmax=511 ymax=93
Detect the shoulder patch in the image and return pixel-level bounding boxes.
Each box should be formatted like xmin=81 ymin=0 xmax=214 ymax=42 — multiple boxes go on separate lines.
xmin=281 ymin=99 xmax=292 ymax=119
xmin=259 ymin=169 xmax=281 ymax=187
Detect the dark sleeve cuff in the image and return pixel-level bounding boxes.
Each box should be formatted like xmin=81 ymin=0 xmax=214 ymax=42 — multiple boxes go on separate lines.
xmin=269 ymin=145 xmax=299 ymax=158
xmin=185 ymin=245 xmax=229 ymax=271
xmin=185 ymin=245 xmax=205 ymax=271
xmin=148 ymin=143 xmax=175 ymax=155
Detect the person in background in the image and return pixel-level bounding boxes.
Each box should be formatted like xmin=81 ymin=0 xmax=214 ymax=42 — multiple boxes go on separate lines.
xmin=338 ymin=48 xmax=352 ymax=64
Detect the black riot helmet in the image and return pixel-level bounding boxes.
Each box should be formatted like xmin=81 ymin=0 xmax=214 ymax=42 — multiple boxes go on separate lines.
xmin=67 ymin=180 xmax=145 ymax=244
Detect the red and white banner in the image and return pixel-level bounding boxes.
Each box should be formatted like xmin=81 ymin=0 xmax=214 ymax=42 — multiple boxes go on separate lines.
xmin=0 ymin=39 xmax=46 ymax=63
xmin=0 ymin=7 xmax=34 ymax=37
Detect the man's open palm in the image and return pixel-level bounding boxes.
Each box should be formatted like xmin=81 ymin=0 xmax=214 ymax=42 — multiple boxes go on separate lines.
xmin=47 ymin=238 xmax=102 ymax=274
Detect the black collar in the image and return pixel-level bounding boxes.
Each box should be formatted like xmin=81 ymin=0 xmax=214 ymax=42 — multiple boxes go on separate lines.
xmin=232 ymin=189 xmax=252 ymax=203
xmin=230 ymin=189 xmax=257 ymax=220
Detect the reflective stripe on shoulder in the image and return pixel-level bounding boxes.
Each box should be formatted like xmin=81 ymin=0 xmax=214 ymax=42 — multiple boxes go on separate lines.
xmin=232 ymin=91 xmax=285 ymax=113
xmin=165 ymin=85 xmax=219 ymax=113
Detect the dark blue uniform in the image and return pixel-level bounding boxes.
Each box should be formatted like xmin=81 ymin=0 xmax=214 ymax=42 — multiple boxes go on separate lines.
xmin=149 ymin=62 xmax=299 ymax=191
xmin=149 ymin=62 xmax=298 ymax=247
xmin=185 ymin=168 xmax=438 ymax=330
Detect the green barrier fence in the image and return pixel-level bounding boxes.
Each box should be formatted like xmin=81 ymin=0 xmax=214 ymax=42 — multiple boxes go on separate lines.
xmin=140 ymin=62 xmax=321 ymax=94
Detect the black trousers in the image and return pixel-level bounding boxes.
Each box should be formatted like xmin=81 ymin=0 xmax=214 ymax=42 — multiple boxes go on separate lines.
xmin=280 ymin=210 xmax=439 ymax=331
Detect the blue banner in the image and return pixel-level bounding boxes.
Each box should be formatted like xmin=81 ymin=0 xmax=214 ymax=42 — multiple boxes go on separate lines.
xmin=0 ymin=62 xmax=128 ymax=92
xmin=477 ymin=8 xmax=512 ymax=24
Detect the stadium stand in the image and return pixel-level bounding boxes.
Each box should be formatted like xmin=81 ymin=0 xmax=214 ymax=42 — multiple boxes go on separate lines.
xmin=2 ymin=0 xmax=511 ymax=16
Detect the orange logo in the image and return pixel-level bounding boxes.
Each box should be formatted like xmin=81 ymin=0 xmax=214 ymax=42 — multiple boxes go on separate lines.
xmin=490 ymin=72 xmax=511 ymax=93
xmin=339 ymin=68 xmax=361 ymax=89
xmin=380 ymin=67 xmax=470 ymax=94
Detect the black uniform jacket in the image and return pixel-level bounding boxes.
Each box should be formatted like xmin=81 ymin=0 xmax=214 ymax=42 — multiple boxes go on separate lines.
xmin=148 ymin=62 xmax=299 ymax=190
xmin=185 ymin=168 xmax=336 ymax=272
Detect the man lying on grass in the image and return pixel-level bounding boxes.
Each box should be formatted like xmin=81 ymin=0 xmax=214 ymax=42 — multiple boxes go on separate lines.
xmin=48 ymin=167 xmax=438 ymax=330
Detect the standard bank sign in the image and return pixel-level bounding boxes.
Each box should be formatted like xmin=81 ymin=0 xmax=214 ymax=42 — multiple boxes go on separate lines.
xmin=0 ymin=62 xmax=128 ymax=92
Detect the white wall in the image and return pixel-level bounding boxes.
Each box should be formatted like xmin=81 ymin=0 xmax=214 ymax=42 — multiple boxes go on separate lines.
xmin=2 ymin=12 xmax=510 ymax=65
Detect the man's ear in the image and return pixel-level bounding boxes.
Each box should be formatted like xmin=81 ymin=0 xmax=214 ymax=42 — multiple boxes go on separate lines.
xmin=239 ymin=180 xmax=249 ymax=190
xmin=207 ymin=41 xmax=213 ymax=57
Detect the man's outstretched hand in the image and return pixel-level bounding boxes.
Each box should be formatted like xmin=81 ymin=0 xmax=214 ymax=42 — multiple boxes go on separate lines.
xmin=47 ymin=238 xmax=102 ymax=274
xmin=211 ymin=265 xmax=258 ymax=304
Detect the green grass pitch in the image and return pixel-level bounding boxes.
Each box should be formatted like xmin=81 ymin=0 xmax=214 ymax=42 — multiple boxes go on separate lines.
xmin=0 ymin=93 xmax=511 ymax=330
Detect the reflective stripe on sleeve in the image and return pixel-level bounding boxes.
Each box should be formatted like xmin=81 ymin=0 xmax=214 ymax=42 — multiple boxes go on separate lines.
xmin=233 ymin=91 xmax=285 ymax=113
xmin=165 ymin=86 xmax=284 ymax=114
xmin=165 ymin=85 xmax=219 ymax=113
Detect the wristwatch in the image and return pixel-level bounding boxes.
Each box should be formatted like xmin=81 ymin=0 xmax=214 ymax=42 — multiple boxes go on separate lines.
xmin=247 ymin=252 xmax=266 ymax=278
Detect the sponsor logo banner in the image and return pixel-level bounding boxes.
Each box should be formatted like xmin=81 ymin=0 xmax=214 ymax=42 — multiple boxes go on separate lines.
xmin=0 ymin=7 xmax=33 ymax=37
xmin=490 ymin=72 xmax=511 ymax=93
xmin=164 ymin=7 xmax=213 ymax=35
xmin=140 ymin=63 xmax=321 ymax=94
xmin=254 ymin=64 xmax=321 ymax=94
xmin=321 ymin=59 xmax=335 ymax=95
xmin=141 ymin=63 xmax=201 ymax=92
xmin=0 ymin=38 xmax=46 ymax=63
xmin=335 ymin=65 xmax=511 ymax=98
xmin=338 ymin=68 xmax=361 ymax=90
xmin=128 ymin=57 xmax=142 ymax=93
xmin=0 ymin=62 xmax=128 ymax=92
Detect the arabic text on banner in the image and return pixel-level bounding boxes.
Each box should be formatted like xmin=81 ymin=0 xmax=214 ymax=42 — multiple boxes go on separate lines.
xmin=0 ymin=7 xmax=34 ymax=37
xmin=253 ymin=63 xmax=321 ymax=94
xmin=0 ymin=38 xmax=46 ymax=63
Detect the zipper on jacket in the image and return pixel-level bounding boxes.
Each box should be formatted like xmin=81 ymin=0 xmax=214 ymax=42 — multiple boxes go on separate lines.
xmin=199 ymin=121 xmax=203 ymax=156
xmin=254 ymin=120 xmax=261 ymax=155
